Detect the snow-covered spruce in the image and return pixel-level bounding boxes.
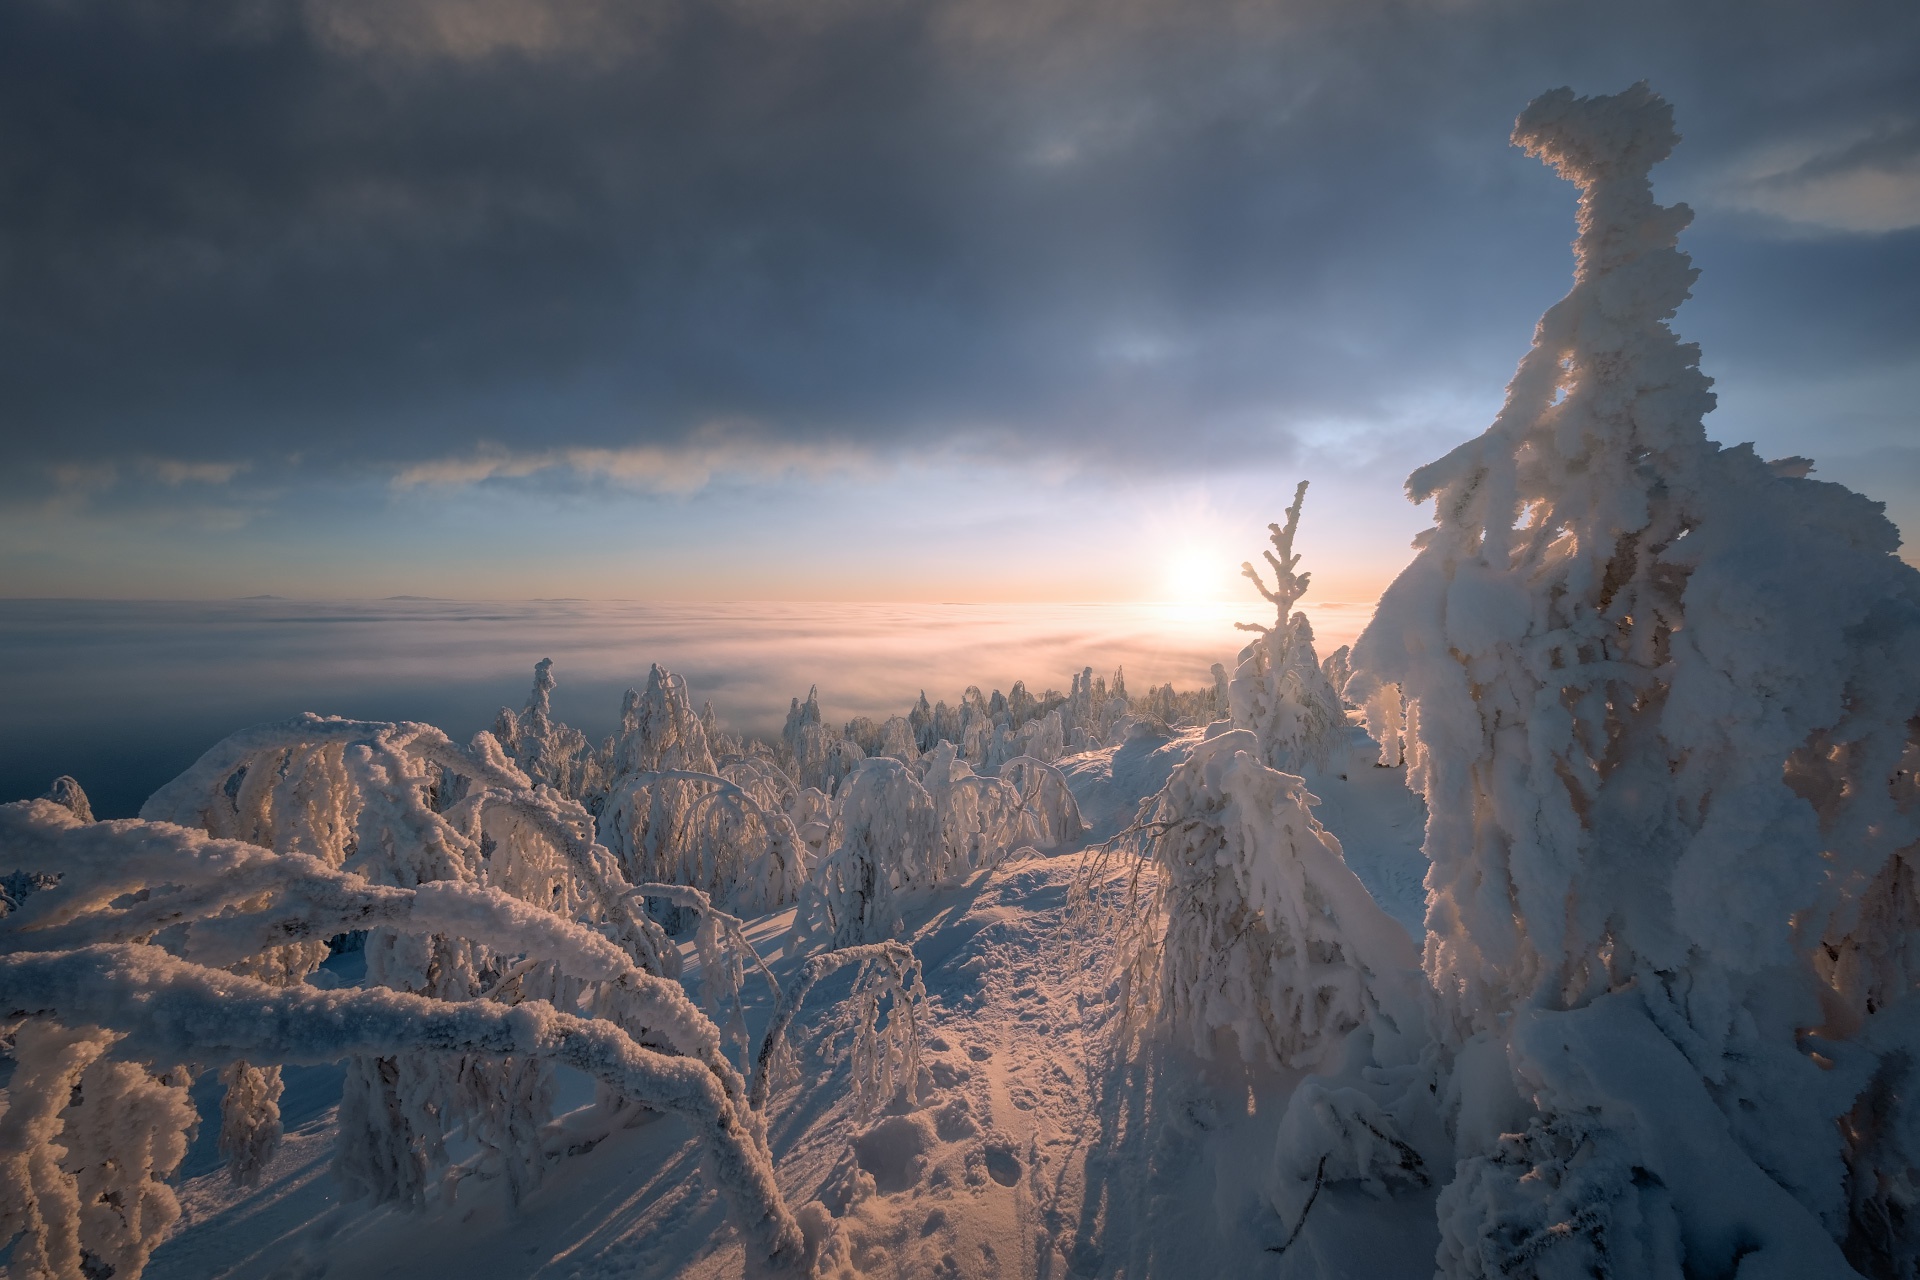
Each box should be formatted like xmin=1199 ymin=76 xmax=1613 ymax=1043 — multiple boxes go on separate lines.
xmin=1349 ymin=82 xmax=1919 ymax=1276
xmin=1228 ymin=481 xmax=1347 ymax=774
xmin=0 ymin=945 xmax=807 ymax=1275
xmin=1076 ymin=730 xmax=1418 ymax=1069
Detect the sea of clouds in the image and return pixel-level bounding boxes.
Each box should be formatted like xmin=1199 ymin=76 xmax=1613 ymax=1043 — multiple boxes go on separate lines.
xmin=0 ymin=597 xmax=1375 ymax=818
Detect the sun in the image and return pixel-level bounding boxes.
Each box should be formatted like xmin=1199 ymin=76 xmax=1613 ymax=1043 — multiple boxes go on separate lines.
xmin=1160 ymin=545 xmax=1231 ymax=607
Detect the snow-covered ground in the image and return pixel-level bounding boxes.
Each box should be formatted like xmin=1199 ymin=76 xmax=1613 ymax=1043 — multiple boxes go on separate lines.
xmin=140 ymin=722 xmax=1427 ymax=1280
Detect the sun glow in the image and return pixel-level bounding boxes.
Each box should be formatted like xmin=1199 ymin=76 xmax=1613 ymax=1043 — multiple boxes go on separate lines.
xmin=1159 ymin=544 xmax=1235 ymax=608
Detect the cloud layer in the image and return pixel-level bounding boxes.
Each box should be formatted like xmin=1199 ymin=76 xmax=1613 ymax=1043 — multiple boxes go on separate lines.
xmin=0 ymin=0 xmax=1915 ymax=598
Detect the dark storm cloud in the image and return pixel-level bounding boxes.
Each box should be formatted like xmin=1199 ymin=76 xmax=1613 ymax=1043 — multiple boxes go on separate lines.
xmin=1 ymin=0 xmax=1915 ymax=486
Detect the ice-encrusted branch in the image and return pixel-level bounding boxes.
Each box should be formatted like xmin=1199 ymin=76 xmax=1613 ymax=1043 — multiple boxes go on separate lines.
xmin=1238 ymin=480 xmax=1312 ymax=629
xmin=0 ymin=800 xmax=737 ymax=1088
xmin=0 ymin=946 xmax=806 ymax=1273
xmin=627 ymin=881 xmax=781 ymax=1063
xmin=458 ymin=786 xmax=680 ymax=976
xmin=748 ymin=940 xmax=925 ymax=1116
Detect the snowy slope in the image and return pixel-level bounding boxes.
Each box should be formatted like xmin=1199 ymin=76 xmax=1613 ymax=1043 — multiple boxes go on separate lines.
xmin=141 ymin=723 xmax=1428 ymax=1280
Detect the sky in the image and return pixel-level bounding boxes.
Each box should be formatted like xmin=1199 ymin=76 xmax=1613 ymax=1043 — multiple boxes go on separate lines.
xmin=1 ymin=0 xmax=1915 ymax=606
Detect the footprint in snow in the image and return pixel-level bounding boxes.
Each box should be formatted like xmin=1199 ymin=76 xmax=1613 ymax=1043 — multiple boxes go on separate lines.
xmin=981 ymin=1141 xmax=1022 ymax=1187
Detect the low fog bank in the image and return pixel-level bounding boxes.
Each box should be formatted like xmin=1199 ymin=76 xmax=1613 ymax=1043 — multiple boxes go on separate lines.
xmin=0 ymin=597 xmax=1373 ymax=818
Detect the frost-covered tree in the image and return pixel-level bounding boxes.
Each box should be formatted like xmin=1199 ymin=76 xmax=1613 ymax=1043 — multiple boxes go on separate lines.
xmin=997 ymin=755 xmax=1087 ymax=851
xmin=482 ymin=664 xmax=807 ymax=921
xmin=600 ymin=759 xmax=809 ymax=919
xmin=1348 ymin=83 xmax=1919 ymax=1276
xmin=0 ymin=1019 xmax=197 ymax=1280
xmin=1075 ymin=730 xmax=1418 ymax=1069
xmin=782 ymin=686 xmax=866 ymax=793
xmin=919 ymin=743 xmax=1031 ymax=878
xmin=1229 ymin=482 xmax=1346 ymax=774
xmin=493 ymin=659 xmax=601 ymax=800
xmin=0 ymin=799 xmax=809 ymax=1275
xmin=611 ymin=664 xmax=718 ymax=778
xmin=749 ymin=940 xmax=926 ymax=1118
xmin=792 ymin=757 xmax=940 ymax=948
xmin=1355 ymin=680 xmax=1408 ymax=768
xmin=1319 ymin=645 xmax=1352 ymax=709
xmin=132 ymin=714 xmax=725 ymax=1210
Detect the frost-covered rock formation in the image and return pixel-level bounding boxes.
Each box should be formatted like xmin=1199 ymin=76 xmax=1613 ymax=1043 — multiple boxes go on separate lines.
xmin=1229 ymin=481 xmax=1347 ymax=774
xmin=1347 ymin=82 xmax=1920 ymax=1277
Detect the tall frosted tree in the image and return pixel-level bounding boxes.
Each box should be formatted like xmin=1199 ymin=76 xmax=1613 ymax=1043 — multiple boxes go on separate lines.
xmin=1229 ymin=481 xmax=1346 ymax=774
xmin=1349 ymin=83 xmax=1920 ymax=1275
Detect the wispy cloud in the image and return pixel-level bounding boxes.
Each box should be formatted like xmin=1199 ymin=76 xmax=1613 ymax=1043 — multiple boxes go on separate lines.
xmin=1703 ymin=121 xmax=1920 ymax=234
xmin=303 ymin=0 xmax=651 ymax=64
xmin=150 ymin=459 xmax=249 ymax=486
xmin=49 ymin=462 xmax=119 ymax=498
xmin=392 ymin=424 xmax=874 ymax=493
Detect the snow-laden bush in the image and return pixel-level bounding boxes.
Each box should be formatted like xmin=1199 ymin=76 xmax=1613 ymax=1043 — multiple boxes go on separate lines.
xmin=599 ymin=767 xmax=809 ymax=920
xmin=1228 ymin=482 xmax=1346 ymax=774
xmin=919 ymin=743 xmax=1031 ymax=879
xmin=0 ymin=799 xmax=808 ymax=1276
xmin=997 ymin=755 xmax=1087 ymax=851
xmin=1319 ymin=645 xmax=1353 ymax=710
xmin=1074 ymin=730 xmax=1418 ymax=1068
xmin=749 ymin=941 xmax=926 ymax=1118
xmin=793 ymin=758 xmax=940 ymax=948
xmin=1347 ymin=82 xmax=1918 ymax=1275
